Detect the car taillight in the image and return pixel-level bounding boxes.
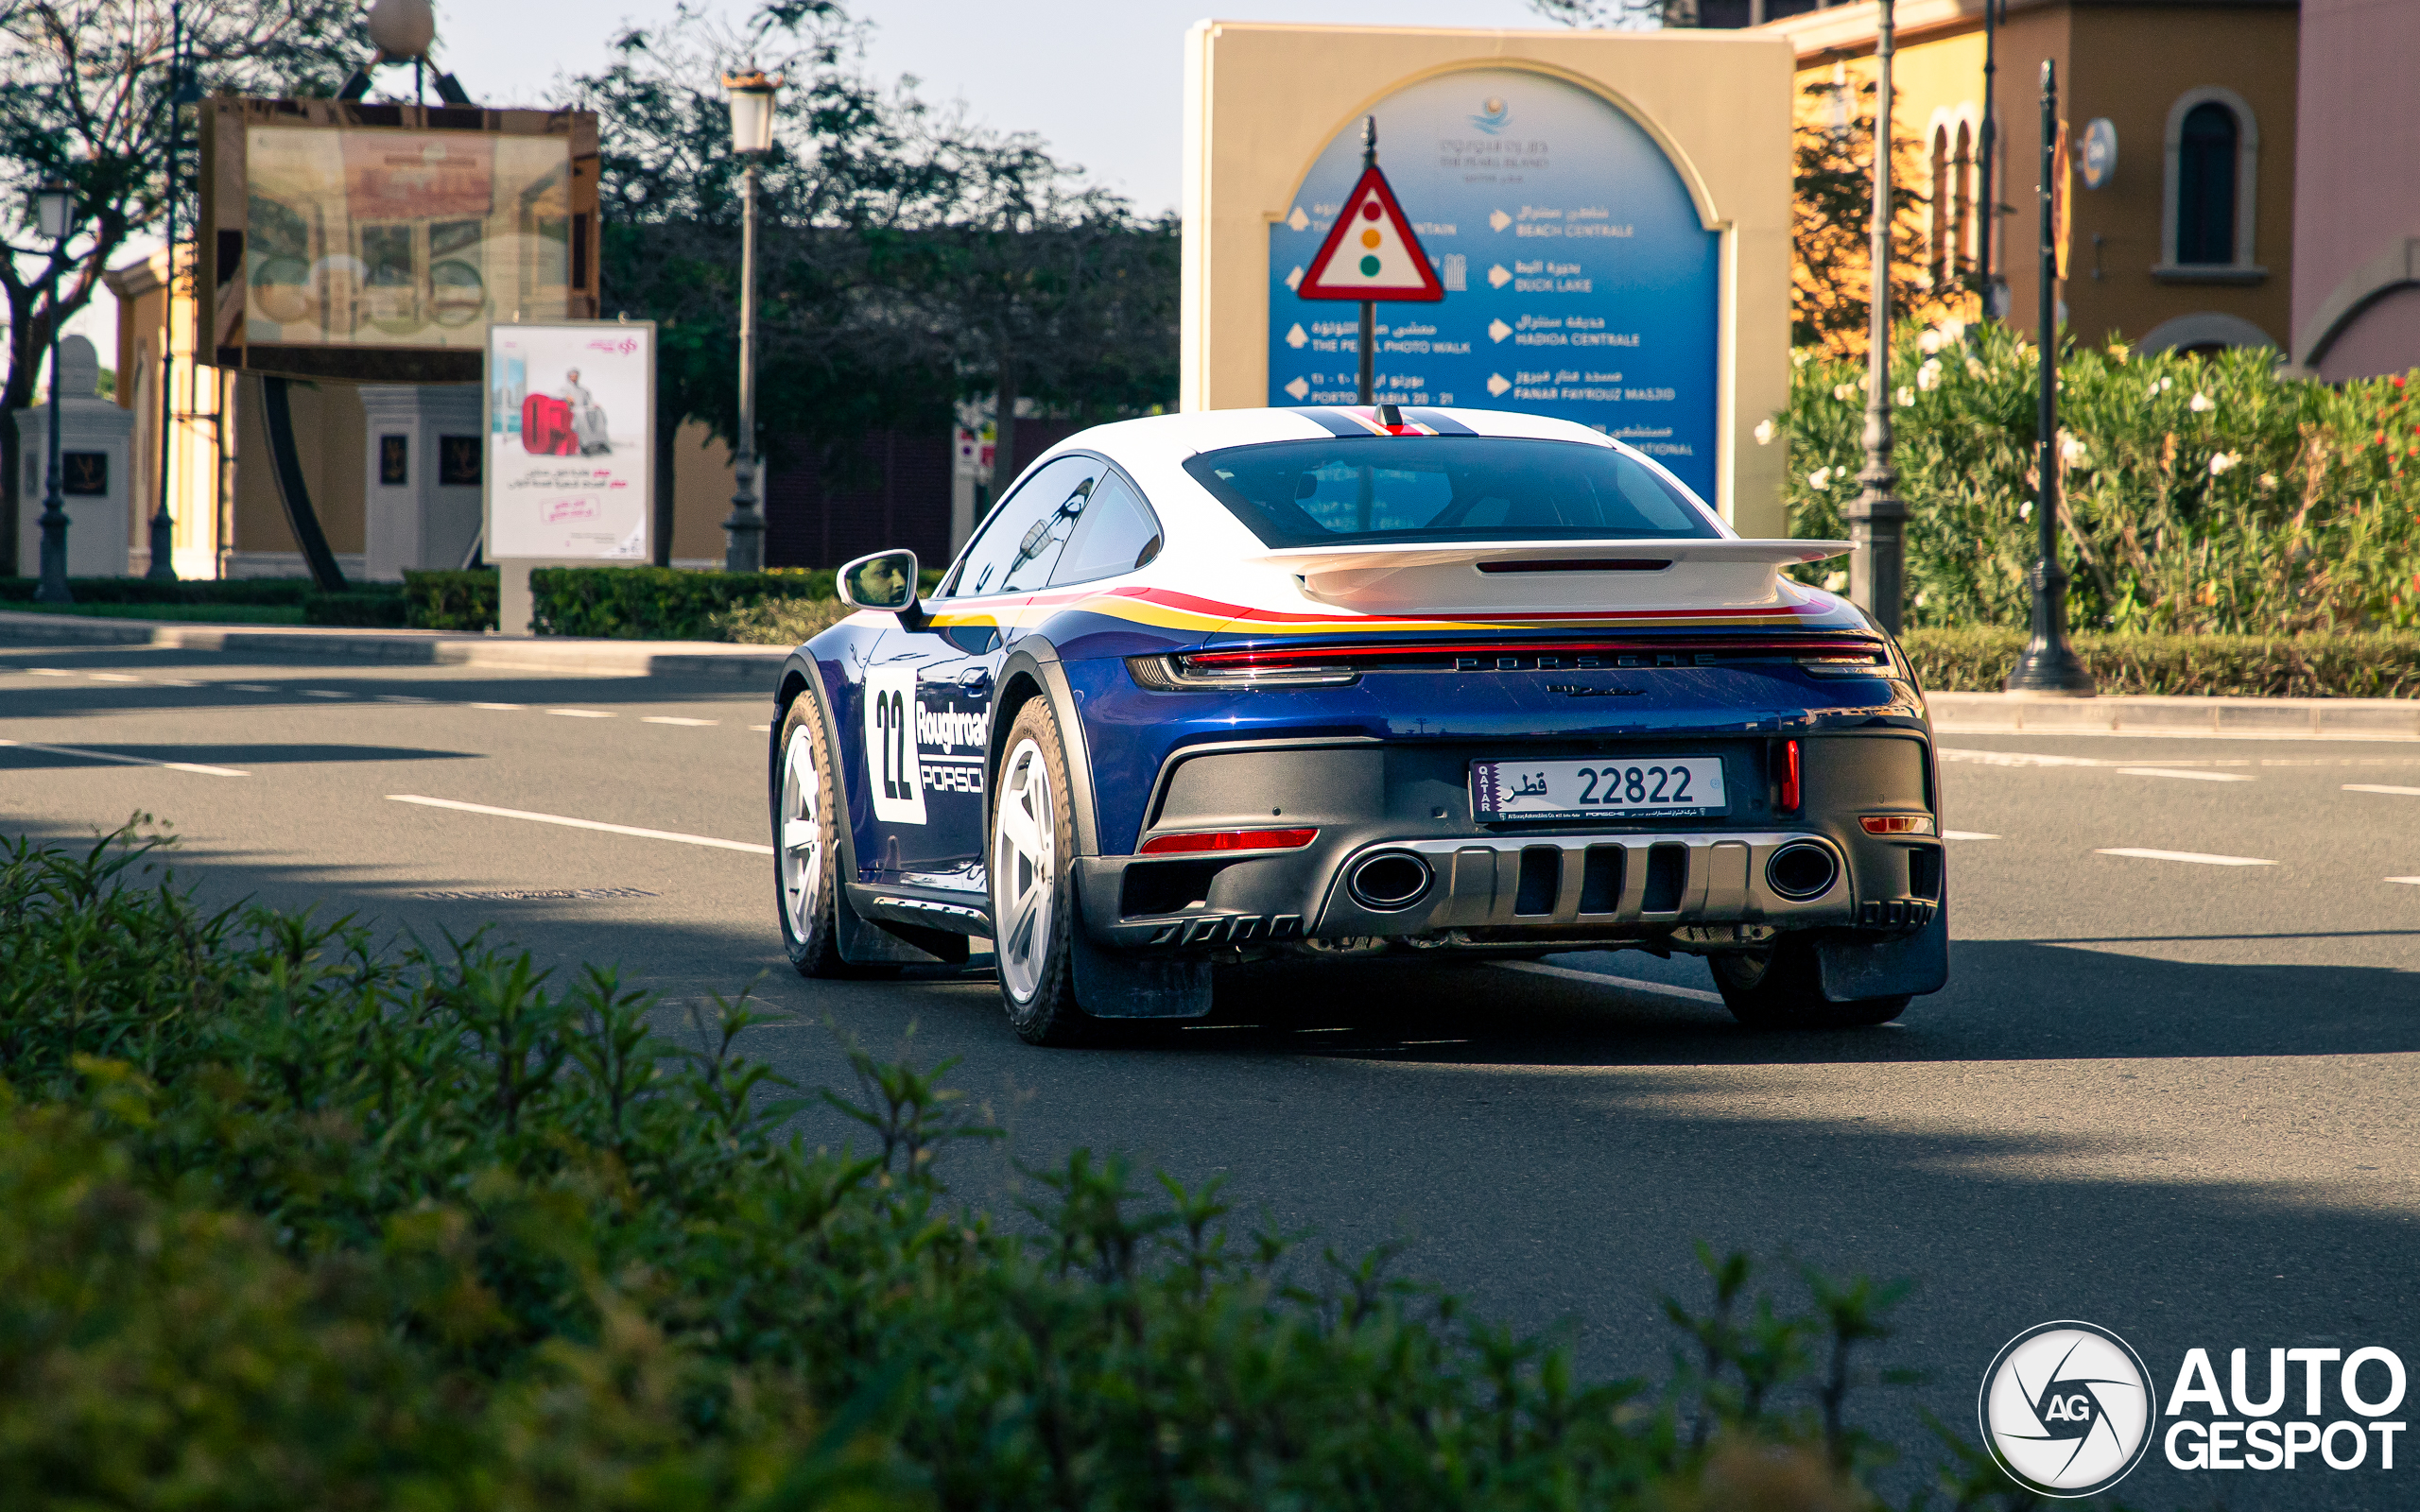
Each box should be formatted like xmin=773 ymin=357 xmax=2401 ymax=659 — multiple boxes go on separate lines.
xmin=1126 ymin=655 xmax=1358 ymax=691
xmin=1779 ymin=738 xmax=1801 ymax=813
xmin=1859 ymin=815 xmax=1937 ymax=835
xmin=1138 ymin=828 xmax=1320 ymax=855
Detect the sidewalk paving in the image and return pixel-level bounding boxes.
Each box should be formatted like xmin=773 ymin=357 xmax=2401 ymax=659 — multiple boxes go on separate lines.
xmin=0 ymin=609 xmax=788 ymax=681
xmin=7 ymin=609 xmax=2418 ymax=736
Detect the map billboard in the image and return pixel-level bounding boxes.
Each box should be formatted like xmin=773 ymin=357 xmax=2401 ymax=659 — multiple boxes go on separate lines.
xmin=1267 ymin=68 xmax=1720 ymax=500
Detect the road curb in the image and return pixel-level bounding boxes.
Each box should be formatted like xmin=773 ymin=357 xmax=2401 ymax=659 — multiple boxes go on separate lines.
xmin=1929 ymin=691 xmax=2420 ymax=739
xmin=0 ymin=610 xmax=791 ymax=682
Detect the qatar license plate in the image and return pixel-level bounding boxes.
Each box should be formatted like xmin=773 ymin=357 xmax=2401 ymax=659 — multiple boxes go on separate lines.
xmin=1471 ymin=756 xmax=1727 ymax=821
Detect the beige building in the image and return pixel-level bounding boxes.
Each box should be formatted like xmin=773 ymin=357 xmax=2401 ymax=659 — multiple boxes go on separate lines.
xmin=1757 ymin=0 xmax=2299 ymax=354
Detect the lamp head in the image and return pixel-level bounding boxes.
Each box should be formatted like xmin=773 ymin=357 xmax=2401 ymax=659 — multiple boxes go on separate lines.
xmin=34 ymin=180 xmax=73 ymax=242
xmin=721 ymin=67 xmax=782 ymax=156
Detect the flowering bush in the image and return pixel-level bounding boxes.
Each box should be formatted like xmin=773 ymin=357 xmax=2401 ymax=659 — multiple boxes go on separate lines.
xmin=1778 ymin=322 xmax=2420 ymax=632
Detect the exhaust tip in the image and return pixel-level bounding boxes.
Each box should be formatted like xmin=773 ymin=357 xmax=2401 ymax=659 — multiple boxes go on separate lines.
xmin=1347 ymin=850 xmax=1433 ymax=912
xmin=1766 ymin=841 xmax=1839 ymax=902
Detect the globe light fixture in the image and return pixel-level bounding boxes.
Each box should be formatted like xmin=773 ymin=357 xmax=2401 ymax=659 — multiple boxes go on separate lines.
xmin=34 ymin=180 xmax=72 ymax=241
xmin=722 ymin=68 xmax=780 ymax=157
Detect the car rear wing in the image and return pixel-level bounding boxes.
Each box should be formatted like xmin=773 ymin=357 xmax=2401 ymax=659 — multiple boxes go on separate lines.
xmin=1251 ymin=540 xmax=1854 ymax=614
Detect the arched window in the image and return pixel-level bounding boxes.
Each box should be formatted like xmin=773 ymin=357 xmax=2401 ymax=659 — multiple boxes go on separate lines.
xmin=1928 ymin=125 xmax=1950 ymax=284
xmin=1953 ymin=121 xmax=1975 ymax=276
xmin=2175 ymin=103 xmax=2238 ymax=264
xmin=2160 ymin=88 xmax=2261 ymax=280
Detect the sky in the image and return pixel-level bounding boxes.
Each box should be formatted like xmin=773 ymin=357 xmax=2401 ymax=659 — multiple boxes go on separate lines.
xmin=53 ymin=0 xmax=1573 ymax=378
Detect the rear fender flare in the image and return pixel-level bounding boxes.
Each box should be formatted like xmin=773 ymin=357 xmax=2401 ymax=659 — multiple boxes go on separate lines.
xmin=991 ymin=641 xmax=1102 ymax=860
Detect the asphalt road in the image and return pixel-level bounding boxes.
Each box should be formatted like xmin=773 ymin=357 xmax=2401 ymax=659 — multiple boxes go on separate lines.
xmin=6 ymin=641 xmax=2416 ymax=1509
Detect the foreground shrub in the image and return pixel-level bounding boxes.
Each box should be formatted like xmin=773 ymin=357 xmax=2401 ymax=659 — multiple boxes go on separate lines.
xmin=404 ymin=567 xmax=501 ymax=631
xmin=0 ymin=824 xmax=2048 ymax=1510
xmin=530 ymin=566 xmax=836 ymax=639
xmin=1904 ymin=627 xmax=2420 ymax=697
xmin=1783 ymin=321 xmax=2420 ymax=632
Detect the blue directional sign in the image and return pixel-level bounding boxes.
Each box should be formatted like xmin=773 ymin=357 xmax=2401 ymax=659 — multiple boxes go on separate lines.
xmin=1267 ymin=68 xmax=1720 ymax=499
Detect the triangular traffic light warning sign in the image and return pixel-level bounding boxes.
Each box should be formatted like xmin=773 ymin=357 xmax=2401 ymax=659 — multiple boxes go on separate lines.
xmin=1298 ymin=163 xmax=1444 ymax=303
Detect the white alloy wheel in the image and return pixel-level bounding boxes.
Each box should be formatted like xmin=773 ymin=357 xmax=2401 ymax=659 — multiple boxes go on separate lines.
xmin=991 ymin=734 xmax=1057 ymax=1003
xmin=778 ymin=726 xmax=825 ymax=939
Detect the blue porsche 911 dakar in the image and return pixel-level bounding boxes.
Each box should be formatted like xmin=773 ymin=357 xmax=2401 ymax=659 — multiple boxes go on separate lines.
xmin=769 ymin=404 xmax=1947 ymax=1045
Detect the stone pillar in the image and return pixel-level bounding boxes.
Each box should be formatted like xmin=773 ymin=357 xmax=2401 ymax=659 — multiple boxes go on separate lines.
xmin=10 ymin=335 xmax=135 ymax=578
xmin=358 ymin=384 xmax=483 ymax=581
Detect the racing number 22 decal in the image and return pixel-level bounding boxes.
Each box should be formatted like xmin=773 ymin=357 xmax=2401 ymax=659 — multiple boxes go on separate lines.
xmin=863 ymin=665 xmax=927 ymax=825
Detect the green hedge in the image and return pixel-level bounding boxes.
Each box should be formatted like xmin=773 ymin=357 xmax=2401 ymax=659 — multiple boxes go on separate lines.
xmin=531 ymin=566 xmax=835 ymax=639
xmin=1904 ymin=627 xmax=2420 ymax=697
xmin=0 ymin=823 xmax=2041 ymax=1511
xmin=0 ymin=576 xmax=314 ymax=606
xmin=302 ymin=589 xmax=409 ymax=627
xmin=403 ymin=566 xmax=500 ymax=630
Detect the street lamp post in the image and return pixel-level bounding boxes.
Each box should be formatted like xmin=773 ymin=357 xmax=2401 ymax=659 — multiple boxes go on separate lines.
xmin=2005 ymin=60 xmax=2094 ymax=696
xmin=720 ymin=66 xmax=779 ymax=575
xmin=147 ymin=0 xmax=186 ymax=581
xmin=33 ymin=180 xmax=75 ymax=606
xmin=1845 ymin=0 xmax=1905 ymax=635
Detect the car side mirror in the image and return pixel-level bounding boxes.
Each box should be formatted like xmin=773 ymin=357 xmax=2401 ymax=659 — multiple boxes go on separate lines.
xmin=838 ymin=548 xmax=921 ymax=616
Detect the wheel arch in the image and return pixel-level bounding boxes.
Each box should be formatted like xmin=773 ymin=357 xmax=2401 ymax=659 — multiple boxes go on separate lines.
xmin=992 ymin=642 xmax=1103 ymax=859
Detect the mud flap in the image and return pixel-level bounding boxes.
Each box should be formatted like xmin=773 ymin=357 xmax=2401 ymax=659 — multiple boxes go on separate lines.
xmin=1817 ymin=903 xmax=1949 ymax=1002
xmin=838 ymin=885 xmax=960 ymax=966
xmin=1072 ymin=929 xmax=1213 ymax=1019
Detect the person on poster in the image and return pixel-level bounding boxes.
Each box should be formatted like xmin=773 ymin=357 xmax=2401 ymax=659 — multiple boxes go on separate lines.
xmin=563 ymin=367 xmax=612 ymax=455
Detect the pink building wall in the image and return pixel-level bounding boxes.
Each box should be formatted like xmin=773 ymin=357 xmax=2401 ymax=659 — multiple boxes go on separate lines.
xmin=2292 ymin=0 xmax=2420 ymax=379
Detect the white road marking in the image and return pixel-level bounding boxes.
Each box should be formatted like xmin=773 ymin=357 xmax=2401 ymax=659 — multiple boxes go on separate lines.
xmin=87 ymin=671 xmax=141 ymax=682
xmin=2345 ymin=784 xmax=2420 ymax=798
xmin=2095 ymin=848 xmax=2274 ymax=868
xmin=28 ymin=668 xmax=73 ymax=677
xmin=752 ymin=724 xmax=772 ymax=732
xmin=377 ymin=694 xmax=433 ymax=703
xmin=1941 ymin=748 xmax=2246 ymax=770
xmin=2388 ymin=878 xmax=2420 ymax=886
xmin=547 ymin=708 xmax=614 ymax=718
xmin=386 ymin=794 xmax=773 ymax=855
xmin=2117 ymin=766 xmax=2254 ymax=782
xmin=1943 ymin=830 xmax=2000 ymax=840
xmin=469 ymin=702 xmax=523 ymax=711
xmin=0 ymin=736 xmax=247 ymax=777
xmin=642 ymin=716 xmax=717 ymax=727
xmin=1494 ymin=958 xmax=1727 ymax=1005
xmin=302 ymin=689 xmax=348 ymax=698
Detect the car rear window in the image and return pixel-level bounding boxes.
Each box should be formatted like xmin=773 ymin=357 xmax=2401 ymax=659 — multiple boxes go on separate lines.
xmin=1183 ymin=436 xmax=1720 ymax=547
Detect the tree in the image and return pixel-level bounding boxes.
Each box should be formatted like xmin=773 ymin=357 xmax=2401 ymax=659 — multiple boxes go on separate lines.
xmin=1528 ymin=0 xmax=1691 ymax=26
xmin=0 ymin=0 xmax=356 ymax=573
xmin=1790 ymin=79 xmax=1963 ymax=356
xmin=564 ymin=0 xmax=963 ymax=562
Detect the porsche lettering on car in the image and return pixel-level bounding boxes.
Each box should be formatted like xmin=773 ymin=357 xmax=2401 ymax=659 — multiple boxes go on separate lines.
xmin=769 ymin=405 xmax=1947 ymax=1044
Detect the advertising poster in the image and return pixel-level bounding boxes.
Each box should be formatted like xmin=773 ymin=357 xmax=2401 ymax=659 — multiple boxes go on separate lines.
xmin=484 ymin=320 xmax=653 ymax=559
xmin=1267 ymin=68 xmax=1720 ymax=499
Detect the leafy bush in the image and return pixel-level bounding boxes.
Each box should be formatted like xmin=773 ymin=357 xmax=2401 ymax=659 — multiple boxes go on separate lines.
xmin=1782 ymin=320 xmax=2420 ymax=633
xmin=0 ymin=822 xmax=2048 ymax=1511
xmin=531 ymin=566 xmax=836 ymax=639
xmin=403 ymin=567 xmax=501 ymax=631
xmin=1904 ymin=627 xmax=2420 ymax=697
xmin=302 ymin=589 xmax=410 ymax=627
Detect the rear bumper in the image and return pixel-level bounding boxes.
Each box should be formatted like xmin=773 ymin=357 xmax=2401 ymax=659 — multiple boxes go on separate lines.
xmin=1075 ymin=825 xmax=1941 ymax=953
